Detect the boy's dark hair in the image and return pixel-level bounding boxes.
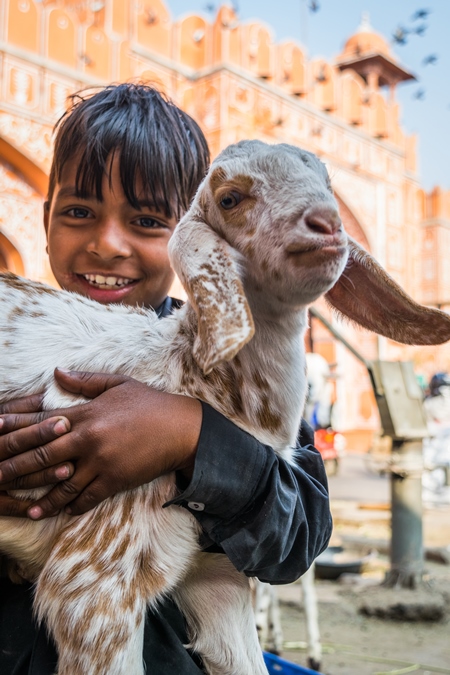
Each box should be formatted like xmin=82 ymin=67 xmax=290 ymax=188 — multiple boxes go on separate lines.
xmin=48 ymin=83 xmax=210 ymax=218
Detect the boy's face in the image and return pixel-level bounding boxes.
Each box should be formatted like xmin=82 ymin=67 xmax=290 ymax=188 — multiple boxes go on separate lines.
xmin=44 ymin=155 xmax=178 ymax=309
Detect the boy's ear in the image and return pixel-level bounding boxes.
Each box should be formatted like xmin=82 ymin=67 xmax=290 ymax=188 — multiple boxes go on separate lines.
xmin=168 ymin=210 xmax=254 ymax=374
xmin=43 ymin=201 xmax=50 ymax=238
xmin=325 ymin=237 xmax=450 ymax=345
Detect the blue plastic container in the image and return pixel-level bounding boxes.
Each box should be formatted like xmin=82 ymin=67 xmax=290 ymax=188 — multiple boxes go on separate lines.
xmin=263 ymin=651 xmax=325 ymax=675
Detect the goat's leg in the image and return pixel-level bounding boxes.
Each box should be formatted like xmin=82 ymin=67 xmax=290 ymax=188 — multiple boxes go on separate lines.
xmin=301 ymin=563 xmax=321 ymax=671
xmin=34 ymin=485 xmax=201 ymax=675
xmin=267 ymin=585 xmax=283 ymax=654
xmin=254 ymin=579 xmax=270 ymax=650
xmin=173 ymin=553 xmax=268 ymax=675
xmin=34 ymin=500 xmax=151 ymax=675
xmin=254 ymin=581 xmax=283 ymax=655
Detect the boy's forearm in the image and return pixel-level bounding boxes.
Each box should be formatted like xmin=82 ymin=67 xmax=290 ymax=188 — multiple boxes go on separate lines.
xmin=167 ymin=404 xmax=332 ymax=583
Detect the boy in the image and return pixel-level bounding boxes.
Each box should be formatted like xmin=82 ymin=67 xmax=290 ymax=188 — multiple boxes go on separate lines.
xmin=0 ymin=84 xmax=332 ymax=674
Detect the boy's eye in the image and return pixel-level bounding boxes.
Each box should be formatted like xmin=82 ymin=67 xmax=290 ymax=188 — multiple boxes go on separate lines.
xmin=135 ymin=217 xmax=165 ymax=229
xmin=67 ymin=207 xmax=90 ymax=219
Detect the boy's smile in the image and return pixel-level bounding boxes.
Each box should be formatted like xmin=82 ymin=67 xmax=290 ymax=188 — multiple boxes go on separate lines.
xmin=44 ymin=156 xmax=178 ymax=309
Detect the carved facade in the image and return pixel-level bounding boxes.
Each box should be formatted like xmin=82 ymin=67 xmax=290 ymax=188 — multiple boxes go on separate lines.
xmin=1 ymin=1 xmax=449 ymax=445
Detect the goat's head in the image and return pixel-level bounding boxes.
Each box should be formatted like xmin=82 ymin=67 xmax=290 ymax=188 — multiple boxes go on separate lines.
xmin=169 ymin=140 xmax=450 ymax=373
xmin=195 ymin=141 xmax=348 ymax=307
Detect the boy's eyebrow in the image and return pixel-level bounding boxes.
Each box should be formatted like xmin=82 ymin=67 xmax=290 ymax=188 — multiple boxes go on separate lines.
xmin=134 ymin=198 xmax=167 ymax=212
xmin=55 ymin=186 xmax=95 ymax=200
xmin=54 ymin=187 xmax=168 ymax=213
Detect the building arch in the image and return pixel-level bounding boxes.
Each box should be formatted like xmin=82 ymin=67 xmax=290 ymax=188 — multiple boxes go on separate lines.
xmin=335 ymin=192 xmax=371 ymax=252
xmin=0 ymin=136 xmax=48 ymax=197
xmin=0 ymin=146 xmax=47 ymax=281
xmin=0 ymin=230 xmax=24 ymax=274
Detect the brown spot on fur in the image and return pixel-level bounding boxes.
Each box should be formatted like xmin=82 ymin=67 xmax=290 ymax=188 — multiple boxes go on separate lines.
xmin=134 ymin=549 xmax=165 ymax=598
xmin=109 ymin=534 xmax=132 ymax=562
xmin=199 ymin=189 xmax=209 ymax=214
xmin=209 ymin=166 xmax=228 ymax=195
xmin=256 ymin=393 xmax=282 ymax=433
xmin=243 ymin=243 xmax=255 ymax=258
xmin=9 ymin=306 xmax=25 ymax=319
xmin=2 ymin=272 xmax=59 ymax=299
xmin=252 ymin=370 xmax=270 ymax=391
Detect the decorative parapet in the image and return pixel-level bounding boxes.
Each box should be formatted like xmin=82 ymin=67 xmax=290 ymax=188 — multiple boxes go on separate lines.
xmin=0 ymin=0 xmax=416 ymax=162
xmin=0 ymin=110 xmax=52 ymax=173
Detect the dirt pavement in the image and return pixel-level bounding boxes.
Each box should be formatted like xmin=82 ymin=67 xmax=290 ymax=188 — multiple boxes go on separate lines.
xmin=276 ymin=454 xmax=450 ymax=675
xmin=278 ymin=568 xmax=450 ymax=675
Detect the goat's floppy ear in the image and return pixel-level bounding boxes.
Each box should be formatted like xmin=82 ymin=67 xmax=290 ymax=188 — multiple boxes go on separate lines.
xmin=169 ymin=210 xmax=255 ymax=374
xmin=325 ymin=237 xmax=450 ymax=345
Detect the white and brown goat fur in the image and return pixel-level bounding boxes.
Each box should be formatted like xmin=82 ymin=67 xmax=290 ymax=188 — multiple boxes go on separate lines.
xmin=1 ymin=140 xmax=450 ymax=675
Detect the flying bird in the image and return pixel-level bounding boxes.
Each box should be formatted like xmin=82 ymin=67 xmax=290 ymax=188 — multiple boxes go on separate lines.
xmin=308 ymin=0 xmax=320 ymax=12
xmin=422 ymin=54 xmax=438 ymax=66
xmin=413 ymin=88 xmax=425 ymax=100
xmin=414 ymin=23 xmax=427 ymax=36
xmin=392 ymin=26 xmax=409 ymax=45
xmin=411 ymin=9 xmax=431 ymax=21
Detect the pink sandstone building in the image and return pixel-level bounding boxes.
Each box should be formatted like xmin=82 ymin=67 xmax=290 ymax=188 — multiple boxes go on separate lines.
xmin=1 ymin=0 xmax=449 ymax=448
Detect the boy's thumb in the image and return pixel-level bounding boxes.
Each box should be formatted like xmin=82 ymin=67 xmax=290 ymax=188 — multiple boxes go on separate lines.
xmin=54 ymin=368 xmax=130 ymax=398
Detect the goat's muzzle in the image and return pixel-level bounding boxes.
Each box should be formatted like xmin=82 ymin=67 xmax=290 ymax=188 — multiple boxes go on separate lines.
xmin=302 ymin=205 xmax=342 ymax=236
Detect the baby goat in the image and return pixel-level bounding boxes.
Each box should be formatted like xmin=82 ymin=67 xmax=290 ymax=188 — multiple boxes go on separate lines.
xmin=1 ymin=140 xmax=450 ymax=675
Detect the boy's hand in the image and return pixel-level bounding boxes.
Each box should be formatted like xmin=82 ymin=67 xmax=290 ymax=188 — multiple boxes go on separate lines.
xmin=0 ymin=369 xmax=202 ymax=519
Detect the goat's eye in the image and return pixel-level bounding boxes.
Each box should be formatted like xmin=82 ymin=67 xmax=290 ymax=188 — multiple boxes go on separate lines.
xmin=219 ymin=191 xmax=243 ymax=210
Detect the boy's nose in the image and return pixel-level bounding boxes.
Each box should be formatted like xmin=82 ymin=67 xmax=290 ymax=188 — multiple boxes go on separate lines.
xmin=86 ymin=220 xmax=132 ymax=260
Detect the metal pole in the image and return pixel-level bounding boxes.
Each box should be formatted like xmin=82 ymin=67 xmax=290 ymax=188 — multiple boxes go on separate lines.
xmin=308 ymin=307 xmax=371 ymax=370
xmin=386 ymin=440 xmax=424 ymax=588
xmin=309 ymin=306 xmax=426 ymax=588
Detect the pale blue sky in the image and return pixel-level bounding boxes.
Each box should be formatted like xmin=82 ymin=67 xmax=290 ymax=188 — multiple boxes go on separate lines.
xmin=168 ymin=0 xmax=450 ymax=190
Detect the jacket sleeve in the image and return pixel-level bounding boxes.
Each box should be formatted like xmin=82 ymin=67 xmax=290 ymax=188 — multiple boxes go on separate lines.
xmin=165 ymin=402 xmax=332 ymax=584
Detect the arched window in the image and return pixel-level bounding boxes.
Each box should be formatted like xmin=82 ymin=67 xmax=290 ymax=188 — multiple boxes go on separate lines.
xmin=0 ymin=247 xmax=7 ymax=271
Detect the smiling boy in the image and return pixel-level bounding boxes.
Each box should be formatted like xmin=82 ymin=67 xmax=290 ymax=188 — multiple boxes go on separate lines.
xmin=0 ymin=84 xmax=332 ymax=674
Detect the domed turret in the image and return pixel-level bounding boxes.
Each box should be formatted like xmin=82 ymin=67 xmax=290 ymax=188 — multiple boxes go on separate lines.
xmin=341 ymin=13 xmax=391 ymax=60
xmin=335 ymin=13 xmax=415 ymax=90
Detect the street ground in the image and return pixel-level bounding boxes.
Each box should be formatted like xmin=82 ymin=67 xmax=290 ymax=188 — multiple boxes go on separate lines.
xmin=277 ymin=452 xmax=450 ymax=675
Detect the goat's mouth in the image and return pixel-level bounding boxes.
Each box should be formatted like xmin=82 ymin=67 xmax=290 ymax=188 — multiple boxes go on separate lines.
xmin=285 ymin=244 xmax=347 ymax=257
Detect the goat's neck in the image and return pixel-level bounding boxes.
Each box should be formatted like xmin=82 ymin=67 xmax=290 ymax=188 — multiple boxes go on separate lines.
xmin=239 ymin=286 xmax=309 ymax=449
xmin=168 ymin=292 xmax=309 ymax=453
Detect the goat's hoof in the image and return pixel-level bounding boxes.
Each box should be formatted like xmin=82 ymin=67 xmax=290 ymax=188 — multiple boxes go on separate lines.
xmin=307 ymin=657 xmax=321 ymax=672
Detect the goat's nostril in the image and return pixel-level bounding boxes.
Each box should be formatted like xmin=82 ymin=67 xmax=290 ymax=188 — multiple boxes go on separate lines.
xmin=304 ymin=208 xmax=342 ymax=236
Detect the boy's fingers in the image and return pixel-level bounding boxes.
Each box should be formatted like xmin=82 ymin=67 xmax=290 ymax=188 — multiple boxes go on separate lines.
xmin=0 ymin=417 xmax=71 ymax=463
xmin=0 ymin=431 xmax=72 ymax=483
xmin=54 ymin=369 xmax=130 ymax=398
xmin=0 ymin=463 xmax=75 ymax=491
xmin=27 ymin=471 xmax=95 ymax=519
xmin=0 ymin=394 xmax=44 ymax=416
xmin=0 ymin=492 xmax=33 ymax=518
xmin=62 ymin=481 xmax=106 ymax=516
xmin=0 ymin=412 xmax=69 ymax=434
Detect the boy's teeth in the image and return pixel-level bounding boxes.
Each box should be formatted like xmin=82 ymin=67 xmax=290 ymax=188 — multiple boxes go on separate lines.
xmin=82 ymin=274 xmax=134 ymax=288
